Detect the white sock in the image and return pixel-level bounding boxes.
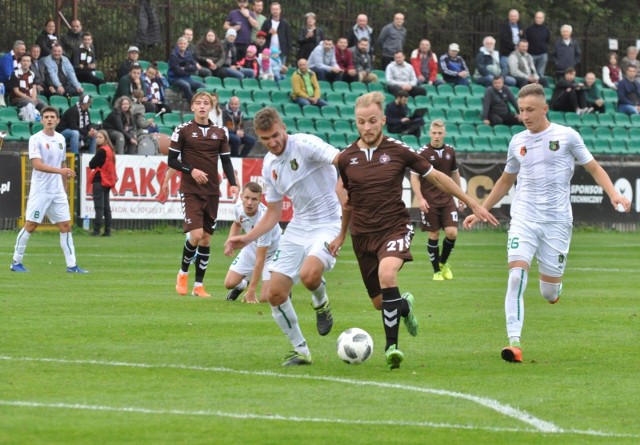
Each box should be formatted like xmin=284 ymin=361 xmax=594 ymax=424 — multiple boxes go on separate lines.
xmin=13 ymin=228 xmax=31 ymax=263
xmin=60 ymin=232 xmax=77 ymax=268
xmin=271 ymin=298 xmax=308 ymax=354
xmin=311 ymin=279 xmax=328 ymax=308
xmin=237 ymin=278 xmax=248 ymax=291
xmin=540 ymin=280 xmax=562 ymax=303
xmin=194 ymin=281 xmax=202 ymax=288
xmin=505 ymin=267 xmax=528 ymax=339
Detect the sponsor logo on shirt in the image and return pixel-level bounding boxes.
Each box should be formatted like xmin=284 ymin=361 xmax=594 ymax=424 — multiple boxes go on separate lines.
xmin=290 ymin=159 xmax=299 ymax=170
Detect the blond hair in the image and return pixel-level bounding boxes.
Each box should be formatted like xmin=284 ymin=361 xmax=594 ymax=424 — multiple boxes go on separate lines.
xmin=190 ymin=91 xmax=213 ymax=106
xmin=253 ymin=107 xmax=283 ymax=132
xmin=354 ymin=91 xmax=385 ymax=112
xmin=517 ymin=83 xmax=546 ymax=100
xmin=430 ymin=119 xmax=446 ymax=130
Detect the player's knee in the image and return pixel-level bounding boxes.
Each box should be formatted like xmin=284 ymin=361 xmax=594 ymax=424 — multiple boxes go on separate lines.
xmin=508 ymin=267 xmax=527 ymax=289
xmin=378 ymin=270 xmax=397 ymax=288
xmin=299 ymin=268 xmax=322 ymax=289
xmin=539 ymin=280 xmax=562 ymax=304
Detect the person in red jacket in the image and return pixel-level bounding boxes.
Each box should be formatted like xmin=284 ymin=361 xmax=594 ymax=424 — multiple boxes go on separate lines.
xmin=335 ymin=37 xmax=358 ymax=83
xmin=410 ymin=39 xmax=443 ymax=86
xmin=88 ymin=130 xmax=118 ymax=237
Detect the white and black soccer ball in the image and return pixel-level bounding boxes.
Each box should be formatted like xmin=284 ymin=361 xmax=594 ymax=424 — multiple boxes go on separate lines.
xmin=336 ymin=328 xmax=373 ymax=365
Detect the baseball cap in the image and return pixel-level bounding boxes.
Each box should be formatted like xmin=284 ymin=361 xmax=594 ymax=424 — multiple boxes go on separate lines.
xmin=246 ymin=45 xmax=257 ymax=54
xmin=256 ymin=30 xmax=267 ymax=38
xmin=449 ymin=43 xmax=460 ymax=52
xmin=226 ymin=28 xmax=237 ymax=38
xmin=128 ymin=46 xmax=139 ymax=53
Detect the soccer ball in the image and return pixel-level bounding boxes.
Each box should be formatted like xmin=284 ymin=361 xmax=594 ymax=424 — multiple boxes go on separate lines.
xmin=336 ymin=328 xmax=374 ymax=365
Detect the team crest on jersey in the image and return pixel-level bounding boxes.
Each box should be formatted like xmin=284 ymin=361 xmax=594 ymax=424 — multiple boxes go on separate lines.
xmin=445 ymin=153 xmax=451 ymax=160
xmin=379 ymin=153 xmax=390 ymax=164
xmin=191 ymin=132 xmax=199 ymax=138
xmin=272 ymin=169 xmax=278 ymax=180
xmin=45 ymin=143 xmax=50 ymax=150
xmin=520 ymin=146 xmax=527 ymax=156
xmin=558 ymin=254 xmax=565 ymax=264
xmin=349 ymin=157 xmax=358 ymax=165
xmin=59 ymin=143 xmax=64 ymax=151
xmin=290 ymin=159 xmax=299 ymax=170
xmin=211 ymin=133 xmax=218 ymax=139
xmin=549 ymin=140 xmax=560 ymax=151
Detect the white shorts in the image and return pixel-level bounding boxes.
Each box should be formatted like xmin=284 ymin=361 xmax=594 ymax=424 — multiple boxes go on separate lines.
xmin=25 ymin=191 xmax=71 ymax=224
xmin=507 ymin=219 xmax=572 ymax=277
xmin=229 ymin=242 xmax=276 ymax=282
xmin=268 ymin=221 xmax=341 ymax=283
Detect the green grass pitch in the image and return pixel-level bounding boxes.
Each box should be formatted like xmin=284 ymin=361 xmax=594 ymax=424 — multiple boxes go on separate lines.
xmin=1 ymin=228 xmax=639 ymax=444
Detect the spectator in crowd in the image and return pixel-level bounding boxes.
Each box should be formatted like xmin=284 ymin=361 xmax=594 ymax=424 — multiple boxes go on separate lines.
xmin=262 ymin=47 xmax=285 ymax=82
xmin=195 ymin=29 xmax=230 ymax=80
xmin=386 ymin=50 xmax=426 ymax=97
xmin=335 ymin=37 xmax=358 ymax=83
xmin=602 ymin=52 xmax=621 ymax=89
xmin=508 ymin=39 xmax=549 ymax=88
xmin=378 ymin=13 xmax=406 ymax=69
xmin=117 ymin=46 xmax=141 ymax=79
xmin=130 ymin=90 xmax=158 ymax=134
xmin=88 ymin=130 xmax=117 ymax=237
xmin=57 ymin=93 xmax=97 ymax=154
xmin=143 ymin=63 xmax=172 ymax=114
xmin=524 ymin=11 xmax=551 ymax=78
xmin=103 ymin=96 xmax=139 ymax=154
xmin=182 ymin=28 xmax=211 ymax=77
xmin=7 ymin=54 xmax=46 ymax=112
xmin=114 ymin=63 xmax=153 ymax=111
xmin=347 ymin=14 xmax=374 ymax=59
xmin=583 ymin=72 xmax=605 ymax=113
xmin=237 ymin=44 xmax=260 ymax=78
xmin=224 ymin=0 xmax=259 ymax=59
xmin=223 ymin=96 xmax=256 ymax=157
xmin=251 ymin=0 xmax=267 ymax=42
xmin=0 ymin=40 xmax=26 ymax=83
xmin=30 ymin=45 xmax=46 ymax=94
xmin=439 ymin=43 xmax=470 ymax=86
xmin=474 ymin=36 xmax=515 ymax=87
xmin=498 ymin=9 xmax=523 ymax=76
xmin=620 ymin=46 xmax=640 ymax=79
xmin=297 ymin=12 xmax=324 ymax=61
xmin=168 ymin=37 xmax=206 ymax=102
xmin=350 ymin=38 xmax=377 ymax=83
xmin=254 ymin=30 xmax=268 ymax=54
xmin=260 ymin=2 xmax=293 ymax=65
xmin=384 ymin=89 xmax=424 ymax=138
xmin=208 ymin=91 xmax=224 ymax=127
xmin=482 ymin=75 xmax=521 ymax=126
xmin=550 ymin=67 xmax=591 ymax=114
xmin=410 ymin=39 xmax=443 ymax=87
xmin=35 ymin=19 xmax=58 ymax=57
xmin=43 ymin=43 xmax=83 ymax=97
xmin=617 ymin=65 xmax=640 ymax=115
xmin=61 ymin=19 xmax=84 ymax=58
xmin=291 ymin=58 xmax=328 ymax=108
xmin=223 ymin=29 xmax=255 ymax=79
xmin=72 ymin=32 xmax=105 ymax=87
xmin=308 ymin=38 xmax=343 ymax=82
xmin=552 ymin=24 xmax=581 ymax=78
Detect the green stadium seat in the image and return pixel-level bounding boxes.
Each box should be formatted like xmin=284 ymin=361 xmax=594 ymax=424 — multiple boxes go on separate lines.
xmin=343 ymin=92 xmax=364 ymax=104
xmin=251 ymin=90 xmax=271 ymax=105
xmin=317 ymin=80 xmax=332 ymax=93
xmin=234 ymin=89 xmax=252 ymax=103
xmin=493 ymin=124 xmax=512 ymax=138
xmin=9 ymin=122 xmax=31 ymax=141
xmin=463 ymin=109 xmax=482 ymax=122
xmin=577 ymin=126 xmax=595 ymax=139
xmin=244 ymin=103 xmax=263 ymax=119
xmin=271 ymin=90 xmax=291 ymax=104
xmin=282 ymin=103 xmax=303 ymax=117
xmin=242 ymin=78 xmax=260 ymax=90
xmin=454 ymin=84 xmax=471 ymax=96
xmin=95 ymin=70 xmax=104 ymax=80
xmin=431 ymin=96 xmax=449 ymax=109
xmin=223 ymin=77 xmax=242 ymax=90
xmin=0 ymin=107 xmax=19 ymax=123
xmin=400 ymin=134 xmax=420 ymax=148
xmin=597 ymin=113 xmax=614 ymax=127
xmin=260 ymin=79 xmax=280 ymax=91
xmin=81 ymin=83 xmax=98 ymax=95
xmin=413 ymin=96 xmax=429 ymax=109
xmin=333 ymin=120 xmax=352 ymax=133
xmin=182 ymin=112 xmax=194 ymax=122
xmin=328 ymin=133 xmax=347 ymax=148
xmin=466 ymin=96 xmax=483 ymax=112
xmin=365 ymin=82 xmax=384 ymax=93
xmin=449 ymin=96 xmax=468 ymax=110
xmin=49 ymin=95 xmax=69 ymax=112
xmin=281 ymin=116 xmax=297 ymax=131
xmin=215 ymin=89 xmax=233 ymax=104
xmin=428 ymin=108 xmax=446 ymax=121
xmin=476 ymin=125 xmax=494 ymax=137
xmin=628 ymin=127 xmax=640 ymax=140
xmin=31 ymin=122 xmax=43 ymax=134
xmin=492 ymin=136 xmax=510 ymax=150
xmin=445 ymin=109 xmax=465 ymax=124
xmin=0 ymin=122 xmax=10 ymax=134
xmin=162 ymin=112 xmax=182 ymax=127
xmin=315 ymin=119 xmax=333 ymax=134
xmin=90 ymin=96 xmax=111 ymax=114
xmin=594 ymin=127 xmax=612 ymax=139
xmin=331 ymin=80 xmax=350 ymax=92
xmin=437 ymin=83 xmax=455 ymax=96
xmin=89 ymin=109 xmax=102 ymax=123
xmin=137 ymin=60 xmax=150 ymax=70
xmin=158 ymin=125 xmax=174 ymax=135
xmin=295 ymin=118 xmax=315 ymax=133
xmin=473 ymin=138 xmax=493 ymax=152
xmin=470 ymin=84 xmax=487 ymax=96
xmin=547 ymin=110 xmax=565 ymax=124
xmin=609 ymin=140 xmax=628 ymax=154
xmin=301 ymin=105 xmax=323 ymax=119
xmin=156 ymin=61 xmax=169 ymax=76
xmin=278 ymin=78 xmax=292 ymax=91
xmin=338 ymin=104 xmax=355 ymax=122
xmin=452 ymin=135 xmax=473 ymax=152
xmin=612 ymin=127 xmax=629 ymax=140
xmin=563 ymin=112 xmax=581 ymax=128
xmin=325 ymin=92 xmax=345 ymax=104
xmin=511 ymin=125 xmax=525 ymax=134
xmin=580 ymin=113 xmax=598 ymax=126
xmin=99 ymin=82 xmax=117 ymax=99
xmin=372 ymin=69 xmax=386 ymax=82
xmin=191 ymin=75 xmax=204 ymax=83
xmin=592 ymin=139 xmax=611 ymax=153
xmin=350 ymin=82 xmax=368 ymax=94
xmin=612 ymin=113 xmax=631 ymax=128
xmin=320 ymin=105 xmax=341 ymax=121
xmin=205 ymin=76 xmax=223 ymax=88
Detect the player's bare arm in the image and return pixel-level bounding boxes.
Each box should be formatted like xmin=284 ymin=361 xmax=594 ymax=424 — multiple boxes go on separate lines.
xmin=583 ymin=160 xmax=631 ymax=212
xmin=161 ymin=168 xmax=176 ymax=195
xmin=31 ymin=158 xmax=75 ymax=177
xmin=329 ymin=200 xmax=352 ymax=257
xmin=225 ymin=200 xmax=282 ymax=251
xmin=409 ymin=173 xmax=429 ymax=213
xmin=427 ymin=169 xmax=499 ymax=226
xmin=451 ymin=170 xmax=466 ymax=211
xmin=223 ymin=220 xmax=243 ymax=256
xmin=463 ymin=171 xmax=517 ymax=229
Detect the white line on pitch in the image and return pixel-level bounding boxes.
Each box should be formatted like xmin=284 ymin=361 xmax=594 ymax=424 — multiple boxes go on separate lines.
xmin=1 ymin=355 xmax=637 ymax=438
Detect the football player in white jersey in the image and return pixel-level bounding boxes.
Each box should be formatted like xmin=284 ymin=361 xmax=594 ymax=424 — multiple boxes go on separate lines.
xmin=223 ymin=181 xmax=281 ymax=303
xmin=464 ymin=84 xmax=631 ymax=363
xmin=225 ymin=107 xmax=343 ymax=366
xmin=10 ymin=106 xmax=88 ymax=273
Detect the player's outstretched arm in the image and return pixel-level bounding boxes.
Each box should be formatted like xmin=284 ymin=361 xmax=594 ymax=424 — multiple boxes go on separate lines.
xmin=409 ymin=172 xmax=429 ymax=213
xmin=583 ymin=160 xmax=631 ymax=213
xmin=225 ymin=200 xmax=283 ymax=252
xmin=223 ymin=221 xmax=243 ymax=256
xmin=463 ymin=171 xmax=517 ymax=229
xmin=427 ymin=169 xmax=499 ymax=227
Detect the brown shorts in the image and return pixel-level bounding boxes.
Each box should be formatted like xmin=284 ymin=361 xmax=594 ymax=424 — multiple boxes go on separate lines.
xmin=420 ymin=200 xmax=458 ymax=232
xmin=181 ymin=193 xmax=219 ymax=234
xmin=352 ymin=224 xmax=414 ymax=298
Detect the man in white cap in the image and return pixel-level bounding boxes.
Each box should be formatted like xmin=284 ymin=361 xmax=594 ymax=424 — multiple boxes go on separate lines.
xmin=117 ymin=45 xmax=141 ymax=79
xmin=439 ymin=43 xmax=470 ymax=85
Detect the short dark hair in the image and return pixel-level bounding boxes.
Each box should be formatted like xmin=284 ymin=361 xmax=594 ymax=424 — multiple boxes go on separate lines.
xmin=41 ymin=106 xmax=59 ymax=118
xmin=564 ymin=67 xmax=576 ymax=75
xmin=19 ymin=54 xmax=32 ymax=62
xmin=129 ymin=63 xmax=142 ymax=72
xmin=394 ymin=90 xmax=409 ymax=98
xmin=243 ymin=181 xmax=263 ymax=194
